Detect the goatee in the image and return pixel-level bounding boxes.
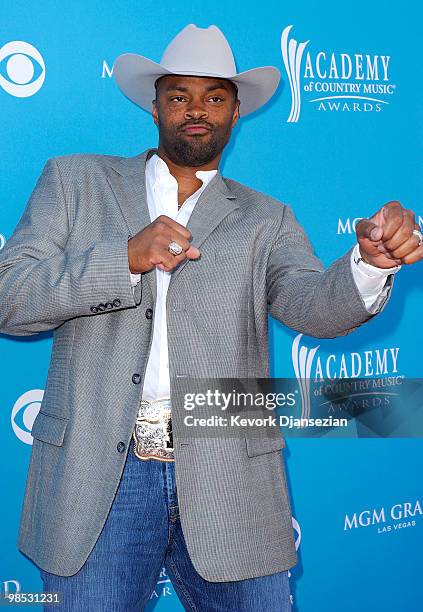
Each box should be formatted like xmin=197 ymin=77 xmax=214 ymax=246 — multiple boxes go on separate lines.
xmin=170 ymin=135 xmax=221 ymax=166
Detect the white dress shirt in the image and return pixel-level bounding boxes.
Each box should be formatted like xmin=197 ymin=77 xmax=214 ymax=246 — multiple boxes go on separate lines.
xmin=129 ymin=153 xmax=400 ymax=401
xmin=132 ymin=153 xmax=217 ymax=400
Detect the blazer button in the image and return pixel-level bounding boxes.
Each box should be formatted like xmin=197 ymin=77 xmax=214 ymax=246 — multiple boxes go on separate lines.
xmin=113 ymin=298 xmax=121 ymax=307
xmin=98 ymin=303 xmax=106 ymax=311
xmin=132 ymin=373 xmax=141 ymax=384
xmin=106 ymin=302 xmax=113 ymax=309
xmin=117 ymin=441 xmax=126 ymax=453
xmin=145 ymin=308 xmax=153 ymax=320
xmin=90 ymin=306 xmax=98 ymax=313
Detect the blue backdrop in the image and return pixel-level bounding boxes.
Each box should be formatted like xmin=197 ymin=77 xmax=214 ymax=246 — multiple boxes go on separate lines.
xmin=1 ymin=1 xmax=422 ymax=610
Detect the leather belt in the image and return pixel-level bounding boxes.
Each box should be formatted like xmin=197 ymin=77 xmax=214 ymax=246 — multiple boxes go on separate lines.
xmin=132 ymin=397 xmax=174 ymax=462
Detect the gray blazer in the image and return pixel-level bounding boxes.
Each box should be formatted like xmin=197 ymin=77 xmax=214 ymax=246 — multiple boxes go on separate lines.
xmin=0 ymin=148 xmax=392 ymax=581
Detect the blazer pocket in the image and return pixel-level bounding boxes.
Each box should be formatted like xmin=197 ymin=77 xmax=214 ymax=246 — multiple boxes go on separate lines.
xmin=31 ymin=411 xmax=69 ymax=447
xmin=244 ymin=431 xmax=285 ymax=457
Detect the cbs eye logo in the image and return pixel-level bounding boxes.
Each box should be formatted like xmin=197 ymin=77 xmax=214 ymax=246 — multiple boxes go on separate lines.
xmin=11 ymin=389 xmax=44 ymax=445
xmin=0 ymin=41 xmax=45 ymax=97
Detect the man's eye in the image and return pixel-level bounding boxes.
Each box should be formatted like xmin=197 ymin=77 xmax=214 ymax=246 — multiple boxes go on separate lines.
xmin=209 ymin=96 xmax=223 ymax=102
xmin=171 ymin=96 xmax=185 ymax=102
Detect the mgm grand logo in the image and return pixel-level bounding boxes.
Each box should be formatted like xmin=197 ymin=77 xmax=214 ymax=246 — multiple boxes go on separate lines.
xmin=344 ymin=499 xmax=422 ymax=534
xmin=337 ymin=215 xmax=423 ymax=235
xmin=281 ymin=25 xmax=396 ymax=122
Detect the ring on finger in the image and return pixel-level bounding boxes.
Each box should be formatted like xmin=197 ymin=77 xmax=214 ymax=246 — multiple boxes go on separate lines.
xmin=412 ymin=229 xmax=423 ymax=247
xmin=168 ymin=241 xmax=183 ymax=256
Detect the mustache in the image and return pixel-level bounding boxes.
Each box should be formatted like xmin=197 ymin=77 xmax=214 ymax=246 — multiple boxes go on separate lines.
xmin=179 ymin=120 xmax=214 ymax=131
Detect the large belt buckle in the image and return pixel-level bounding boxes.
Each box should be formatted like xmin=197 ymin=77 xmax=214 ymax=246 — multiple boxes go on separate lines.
xmin=132 ymin=398 xmax=174 ymax=462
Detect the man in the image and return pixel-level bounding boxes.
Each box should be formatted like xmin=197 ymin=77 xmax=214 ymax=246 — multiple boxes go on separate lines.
xmin=0 ymin=24 xmax=421 ymax=611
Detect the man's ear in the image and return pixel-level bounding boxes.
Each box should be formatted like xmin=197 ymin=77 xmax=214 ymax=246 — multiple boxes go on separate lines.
xmin=231 ymin=100 xmax=241 ymax=127
xmin=152 ymin=100 xmax=160 ymax=127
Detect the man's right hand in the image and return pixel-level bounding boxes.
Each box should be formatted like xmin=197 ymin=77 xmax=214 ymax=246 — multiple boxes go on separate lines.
xmin=128 ymin=215 xmax=201 ymax=274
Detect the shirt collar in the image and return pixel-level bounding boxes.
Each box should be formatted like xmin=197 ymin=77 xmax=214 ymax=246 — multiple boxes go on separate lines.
xmin=147 ymin=153 xmax=217 ymax=188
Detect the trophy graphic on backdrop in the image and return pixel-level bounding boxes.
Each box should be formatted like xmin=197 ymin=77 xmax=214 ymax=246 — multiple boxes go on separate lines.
xmin=281 ymin=25 xmax=310 ymax=123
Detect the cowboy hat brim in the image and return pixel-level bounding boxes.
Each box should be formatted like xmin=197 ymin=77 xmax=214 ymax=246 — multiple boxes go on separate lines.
xmin=113 ymin=53 xmax=281 ymax=117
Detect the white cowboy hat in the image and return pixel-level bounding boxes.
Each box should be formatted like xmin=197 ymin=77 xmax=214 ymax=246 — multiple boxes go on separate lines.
xmin=113 ymin=24 xmax=281 ymax=117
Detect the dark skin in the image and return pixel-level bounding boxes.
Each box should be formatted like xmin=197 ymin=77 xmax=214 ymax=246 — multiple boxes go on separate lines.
xmin=128 ymin=75 xmax=423 ymax=275
xmin=153 ymin=74 xmax=240 ymax=206
xmin=129 ymin=75 xmax=240 ymax=273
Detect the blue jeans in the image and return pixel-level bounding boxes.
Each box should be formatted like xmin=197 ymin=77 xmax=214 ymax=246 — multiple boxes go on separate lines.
xmin=40 ymin=438 xmax=292 ymax=611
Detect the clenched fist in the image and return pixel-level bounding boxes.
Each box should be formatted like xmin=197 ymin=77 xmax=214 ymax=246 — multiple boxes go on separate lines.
xmin=356 ymin=201 xmax=423 ymax=268
xmin=128 ymin=214 xmax=201 ymax=274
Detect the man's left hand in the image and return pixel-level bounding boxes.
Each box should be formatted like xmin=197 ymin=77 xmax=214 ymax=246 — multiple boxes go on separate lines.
xmin=355 ymin=200 xmax=423 ymax=268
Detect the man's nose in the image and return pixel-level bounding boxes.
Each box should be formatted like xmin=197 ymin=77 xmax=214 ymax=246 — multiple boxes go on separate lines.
xmin=184 ymin=100 xmax=208 ymax=120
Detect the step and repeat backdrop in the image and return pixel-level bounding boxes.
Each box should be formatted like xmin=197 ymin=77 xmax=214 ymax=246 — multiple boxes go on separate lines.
xmin=1 ymin=1 xmax=422 ymax=610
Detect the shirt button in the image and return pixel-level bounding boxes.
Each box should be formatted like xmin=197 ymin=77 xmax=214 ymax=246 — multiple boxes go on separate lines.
xmin=117 ymin=442 xmax=126 ymax=453
xmin=145 ymin=308 xmax=153 ymax=320
xmin=132 ymin=373 xmax=141 ymax=384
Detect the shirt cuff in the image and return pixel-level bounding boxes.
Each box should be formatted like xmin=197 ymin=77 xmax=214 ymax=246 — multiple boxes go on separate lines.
xmin=350 ymin=243 xmax=401 ymax=313
xmin=129 ymin=269 xmax=141 ymax=290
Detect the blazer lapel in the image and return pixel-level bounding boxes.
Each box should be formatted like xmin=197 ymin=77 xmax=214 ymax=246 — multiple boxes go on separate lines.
xmin=168 ymin=171 xmax=239 ymax=290
xmin=106 ymin=147 xmax=158 ymax=300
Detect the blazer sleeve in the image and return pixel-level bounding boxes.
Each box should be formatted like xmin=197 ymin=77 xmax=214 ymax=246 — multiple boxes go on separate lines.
xmin=0 ymin=157 xmax=141 ymax=336
xmin=266 ymin=204 xmax=394 ymax=338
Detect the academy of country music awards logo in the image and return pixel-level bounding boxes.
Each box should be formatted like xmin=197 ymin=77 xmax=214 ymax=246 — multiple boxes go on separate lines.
xmin=0 ymin=41 xmax=45 ymax=97
xmin=148 ymin=567 xmax=175 ymax=601
xmin=291 ymin=334 xmax=401 ymax=421
xmin=280 ymin=24 xmax=396 ymax=122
